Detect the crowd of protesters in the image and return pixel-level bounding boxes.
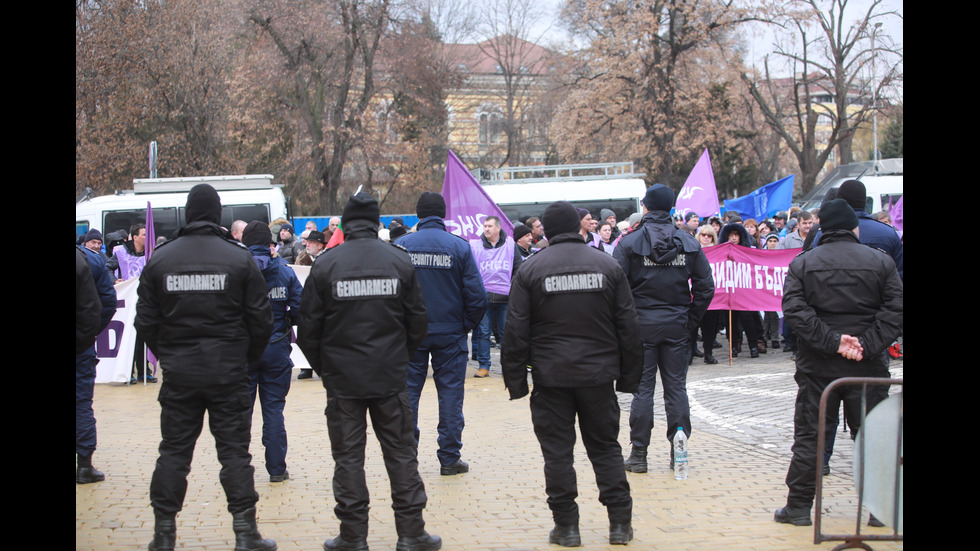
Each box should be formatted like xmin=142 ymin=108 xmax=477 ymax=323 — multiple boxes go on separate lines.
xmin=76 ymin=179 xmax=903 ymax=549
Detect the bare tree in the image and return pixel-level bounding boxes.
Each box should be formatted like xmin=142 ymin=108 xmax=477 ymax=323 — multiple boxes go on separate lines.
xmin=249 ymin=0 xmax=392 ymax=214
xmin=740 ymin=0 xmax=903 ymax=194
xmin=553 ymin=0 xmax=759 ymax=188
xmin=470 ymin=0 xmax=555 ymax=167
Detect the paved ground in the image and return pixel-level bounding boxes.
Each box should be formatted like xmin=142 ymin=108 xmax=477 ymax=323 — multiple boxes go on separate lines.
xmin=76 ymin=343 xmax=903 ymax=550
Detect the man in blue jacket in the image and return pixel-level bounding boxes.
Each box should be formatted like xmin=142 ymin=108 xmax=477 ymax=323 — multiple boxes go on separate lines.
xmin=76 ymin=245 xmax=117 ymax=484
xmin=834 ymin=180 xmax=903 ymax=280
xmin=242 ymin=220 xmax=304 ymax=483
xmin=396 ymin=192 xmax=488 ymax=476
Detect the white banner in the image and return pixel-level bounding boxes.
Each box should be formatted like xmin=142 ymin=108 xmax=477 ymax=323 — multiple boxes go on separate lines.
xmin=95 ymin=264 xmax=314 ymax=384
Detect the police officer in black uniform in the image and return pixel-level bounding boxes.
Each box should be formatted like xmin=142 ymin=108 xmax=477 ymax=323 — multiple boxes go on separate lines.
xmin=297 ymin=192 xmax=441 ymax=551
xmin=613 ymin=184 xmax=714 ymax=473
xmin=135 ymin=184 xmax=276 ymax=551
xmin=502 ymin=201 xmax=643 ymax=547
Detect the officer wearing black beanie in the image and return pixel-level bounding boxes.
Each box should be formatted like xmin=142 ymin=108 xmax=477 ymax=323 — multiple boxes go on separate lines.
xmin=298 ymin=192 xmax=440 ymax=551
xmin=502 ymin=200 xmax=642 ymax=546
xmin=613 ymin=184 xmax=714 ymax=475
xmin=135 ymin=185 xmax=277 ymax=551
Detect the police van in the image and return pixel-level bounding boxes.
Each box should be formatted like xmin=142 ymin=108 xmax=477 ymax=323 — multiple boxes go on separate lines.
xmin=478 ymin=162 xmax=647 ymax=224
xmin=76 ymin=174 xmax=289 ymax=241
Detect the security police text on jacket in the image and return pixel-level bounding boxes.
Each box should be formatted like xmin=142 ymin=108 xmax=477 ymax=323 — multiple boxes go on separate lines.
xmin=395 ymin=212 xmax=487 ymax=335
xmin=134 ymin=193 xmax=274 ymax=387
xmin=502 ymin=205 xmax=643 ymax=399
xmin=297 ymin=196 xmax=428 ymax=400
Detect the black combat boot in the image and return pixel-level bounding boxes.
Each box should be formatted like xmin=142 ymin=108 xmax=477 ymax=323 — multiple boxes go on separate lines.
xmin=76 ymin=453 xmax=105 ymax=484
xmin=148 ymin=511 xmax=176 ymax=551
xmin=624 ymin=445 xmax=647 ymax=473
xmin=395 ymin=531 xmax=442 ymax=551
xmin=609 ymin=522 xmax=633 ymax=545
xmin=232 ymin=507 xmax=277 ymax=551
xmin=549 ymin=524 xmax=581 ymax=547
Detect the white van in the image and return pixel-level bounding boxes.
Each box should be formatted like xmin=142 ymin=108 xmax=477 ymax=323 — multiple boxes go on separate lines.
xmin=76 ymin=174 xmax=289 ymax=241
xmin=799 ymin=159 xmax=903 ymax=214
xmin=479 ymin=162 xmax=647 ymax=224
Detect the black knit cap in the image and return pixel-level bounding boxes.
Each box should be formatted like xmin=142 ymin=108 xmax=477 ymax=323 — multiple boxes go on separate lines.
xmin=642 ymin=184 xmax=674 ymax=211
xmin=416 ymin=191 xmax=446 ymax=219
xmin=819 ymin=198 xmax=859 ymax=232
xmin=542 ymin=201 xmax=581 ymax=239
xmin=242 ymin=220 xmax=273 ymax=247
xmin=342 ymin=192 xmax=380 ymax=226
xmin=185 ymin=184 xmax=222 ymax=224
xmin=837 ymin=180 xmax=867 ymax=210
xmin=513 ymin=224 xmax=531 ymax=241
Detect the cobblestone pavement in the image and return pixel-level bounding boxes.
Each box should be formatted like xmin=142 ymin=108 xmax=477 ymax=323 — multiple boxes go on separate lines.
xmin=77 ymin=340 xmax=903 ymax=550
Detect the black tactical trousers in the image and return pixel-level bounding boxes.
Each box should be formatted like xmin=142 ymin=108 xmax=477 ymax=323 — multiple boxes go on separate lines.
xmin=530 ymin=383 xmax=632 ymax=526
xmin=150 ymin=380 xmax=258 ymax=514
xmin=326 ymin=391 xmax=428 ymax=539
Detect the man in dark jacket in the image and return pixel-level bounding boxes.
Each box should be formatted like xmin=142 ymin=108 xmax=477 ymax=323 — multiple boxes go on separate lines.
xmin=135 ymin=184 xmax=276 ymax=551
xmin=396 ymin=192 xmax=487 ymax=477
xmin=503 ymin=201 xmax=642 ymax=547
xmin=774 ymin=199 xmax=903 ymax=527
xmin=76 ymin=245 xmax=117 ymax=484
xmin=834 ymin=180 xmax=904 ymax=280
xmin=613 ymin=184 xmax=714 ymax=473
xmin=297 ymin=192 xmax=440 ymax=551
xmin=242 ymin=220 xmax=304 ymax=483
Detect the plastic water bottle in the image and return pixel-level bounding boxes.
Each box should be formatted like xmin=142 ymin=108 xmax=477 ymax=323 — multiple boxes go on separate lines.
xmin=673 ymin=427 xmax=688 ymax=480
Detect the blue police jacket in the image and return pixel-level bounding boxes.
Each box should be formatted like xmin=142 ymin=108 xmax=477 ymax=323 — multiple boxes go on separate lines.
xmin=249 ymin=245 xmax=303 ymax=365
xmin=395 ymin=216 xmax=488 ymax=335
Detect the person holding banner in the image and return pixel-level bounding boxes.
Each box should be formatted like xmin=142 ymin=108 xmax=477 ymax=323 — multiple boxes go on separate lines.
xmin=718 ymin=223 xmax=765 ymax=358
xmin=615 ymin=184 xmax=714 ymax=473
xmin=694 ymin=226 xmax=722 ymax=365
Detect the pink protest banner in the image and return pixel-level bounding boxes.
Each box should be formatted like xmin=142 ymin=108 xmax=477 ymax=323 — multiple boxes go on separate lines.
xmin=703 ymin=243 xmax=800 ymax=311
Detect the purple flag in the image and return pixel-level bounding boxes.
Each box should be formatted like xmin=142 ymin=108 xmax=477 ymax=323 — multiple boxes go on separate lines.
xmin=144 ymin=201 xmax=156 ymax=260
xmin=675 ymin=149 xmax=720 ymax=218
xmin=144 ymin=201 xmax=158 ymax=376
xmin=441 ymin=150 xmax=514 ymax=240
xmin=891 ymin=195 xmax=903 ymax=233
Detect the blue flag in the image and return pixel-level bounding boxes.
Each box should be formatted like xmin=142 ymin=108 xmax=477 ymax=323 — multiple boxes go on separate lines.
xmin=724 ymin=175 xmax=794 ymax=221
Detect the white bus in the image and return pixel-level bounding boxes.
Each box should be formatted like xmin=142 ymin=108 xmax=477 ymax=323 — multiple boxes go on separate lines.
xmin=479 ymin=162 xmax=647 ymax=224
xmin=76 ymin=174 xmax=289 ymax=241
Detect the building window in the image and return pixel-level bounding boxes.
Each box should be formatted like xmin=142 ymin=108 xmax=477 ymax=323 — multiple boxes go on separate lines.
xmin=477 ymin=103 xmax=502 ymax=145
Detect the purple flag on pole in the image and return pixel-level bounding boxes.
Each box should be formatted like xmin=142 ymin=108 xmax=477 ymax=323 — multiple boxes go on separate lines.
xmin=891 ymin=195 xmax=903 ymax=233
xmin=144 ymin=201 xmax=156 ymax=260
xmin=441 ymin=149 xmax=514 ymax=240
xmin=675 ymin=149 xmax=720 ymax=218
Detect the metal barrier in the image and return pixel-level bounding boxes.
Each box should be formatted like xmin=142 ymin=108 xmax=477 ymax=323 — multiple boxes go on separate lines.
xmin=814 ymin=377 xmax=903 ymax=550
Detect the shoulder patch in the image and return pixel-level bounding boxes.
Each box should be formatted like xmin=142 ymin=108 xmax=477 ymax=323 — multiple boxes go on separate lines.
xmin=390 ymin=242 xmax=408 ymax=253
